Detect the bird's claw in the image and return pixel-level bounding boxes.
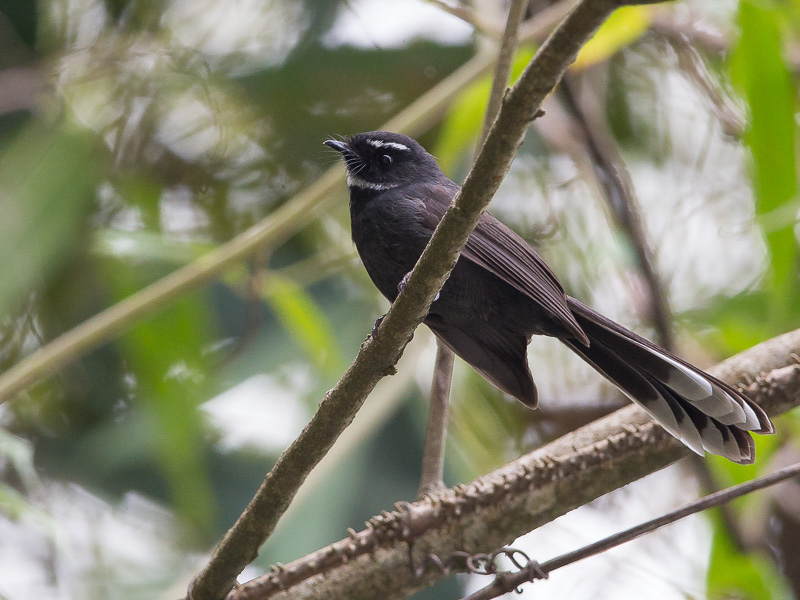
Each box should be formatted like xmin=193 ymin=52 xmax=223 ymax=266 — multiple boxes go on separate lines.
xmin=372 ymin=314 xmax=385 ymax=338
xmin=398 ymin=272 xmax=440 ymax=302
xmin=398 ymin=272 xmax=412 ymax=294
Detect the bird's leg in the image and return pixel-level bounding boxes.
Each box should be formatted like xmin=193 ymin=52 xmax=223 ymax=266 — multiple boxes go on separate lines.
xmin=396 ymin=271 xmax=450 ymax=495
xmin=417 ymin=341 xmax=454 ymax=498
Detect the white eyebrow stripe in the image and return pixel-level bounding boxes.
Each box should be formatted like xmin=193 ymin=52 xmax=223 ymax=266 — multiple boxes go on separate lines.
xmin=365 ymin=140 xmax=410 ymax=152
xmin=347 ymin=173 xmax=399 ymax=191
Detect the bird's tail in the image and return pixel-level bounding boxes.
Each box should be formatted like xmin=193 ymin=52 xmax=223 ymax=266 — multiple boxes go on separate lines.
xmin=563 ymin=297 xmax=773 ymax=464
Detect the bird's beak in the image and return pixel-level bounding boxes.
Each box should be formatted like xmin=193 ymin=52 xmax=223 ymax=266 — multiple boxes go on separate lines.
xmin=324 ymin=139 xmax=349 ymax=154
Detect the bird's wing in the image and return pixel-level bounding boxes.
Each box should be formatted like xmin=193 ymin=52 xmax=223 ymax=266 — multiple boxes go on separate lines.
xmin=414 ymin=181 xmax=588 ymax=345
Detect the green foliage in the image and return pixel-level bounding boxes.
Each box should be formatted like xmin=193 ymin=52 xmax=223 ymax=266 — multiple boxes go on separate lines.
xmin=573 ymin=5 xmax=652 ymax=69
xmin=704 ymin=436 xmax=785 ymax=598
xmin=1 ymin=0 xmax=799 ymax=598
xmin=729 ymin=0 xmax=800 ymax=336
xmin=435 ymin=47 xmax=536 ymax=176
xmin=109 ymin=265 xmax=217 ymax=531
xmin=707 ymin=517 xmax=789 ymax=600
xmin=263 ymin=273 xmax=343 ymax=378
xmin=0 ymin=122 xmax=100 ymax=318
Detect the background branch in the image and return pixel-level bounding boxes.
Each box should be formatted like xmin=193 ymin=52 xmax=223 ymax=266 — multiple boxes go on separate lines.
xmin=479 ymin=0 xmax=529 ymax=146
xmin=559 ymin=73 xmax=673 ymax=348
xmin=229 ymin=327 xmax=800 ymax=600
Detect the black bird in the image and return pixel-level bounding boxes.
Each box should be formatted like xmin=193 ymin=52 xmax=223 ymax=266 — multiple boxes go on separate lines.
xmin=325 ymin=131 xmax=773 ymax=464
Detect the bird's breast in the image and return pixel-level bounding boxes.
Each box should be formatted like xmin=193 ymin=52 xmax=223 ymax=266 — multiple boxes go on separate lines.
xmin=350 ymin=192 xmax=432 ymax=302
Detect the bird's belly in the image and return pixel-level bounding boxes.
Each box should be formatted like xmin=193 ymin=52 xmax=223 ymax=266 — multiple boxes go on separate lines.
xmin=355 ymin=230 xmax=425 ymax=303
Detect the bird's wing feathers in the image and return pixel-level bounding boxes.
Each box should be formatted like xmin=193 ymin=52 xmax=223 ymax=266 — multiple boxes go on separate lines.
xmin=466 ymin=216 xmax=588 ymax=345
xmin=413 ymin=182 xmax=588 ymax=345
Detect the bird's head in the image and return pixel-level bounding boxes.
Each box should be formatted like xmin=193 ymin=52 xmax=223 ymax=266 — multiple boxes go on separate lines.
xmin=324 ymin=131 xmax=442 ymax=192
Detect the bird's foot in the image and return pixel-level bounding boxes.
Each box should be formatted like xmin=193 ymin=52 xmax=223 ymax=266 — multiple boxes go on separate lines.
xmin=397 ymin=272 xmax=412 ymax=294
xmin=398 ymin=271 xmax=440 ymax=302
xmin=371 ymin=314 xmax=385 ymax=338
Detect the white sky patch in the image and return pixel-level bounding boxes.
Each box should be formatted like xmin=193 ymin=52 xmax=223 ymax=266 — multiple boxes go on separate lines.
xmin=323 ymin=0 xmax=473 ymax=48
xmin=0 ymin=485 xmax=191 ymax=600
xmin=201 ymin=372 xmax=311 ymax=453
xmin=162 ymin=0 xmax=307 ymax=69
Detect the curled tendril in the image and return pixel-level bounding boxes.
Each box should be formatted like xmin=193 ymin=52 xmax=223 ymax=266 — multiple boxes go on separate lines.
xmin=408 ymin=545 xmax=549 ymax=585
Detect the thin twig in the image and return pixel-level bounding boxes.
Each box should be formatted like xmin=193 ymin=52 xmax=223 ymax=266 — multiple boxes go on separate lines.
xmin=670 ymin=37 xmax=745 ymax=138
xmin=424 ymin=0 xmax=502 ymax=37
xmin=418 ymin=0 xmax=530 ymax=500
xmin=479 ymin=0 xmax=529 ymax=146
xmin=464 ymin=462 xmax=800 ymax=600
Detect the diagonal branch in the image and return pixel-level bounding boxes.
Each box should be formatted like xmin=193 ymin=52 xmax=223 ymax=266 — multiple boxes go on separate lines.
xmin=229 ymin=327 xmax=800 ymax=600
xmin=188 ymin=0 xmax=624 ymax=598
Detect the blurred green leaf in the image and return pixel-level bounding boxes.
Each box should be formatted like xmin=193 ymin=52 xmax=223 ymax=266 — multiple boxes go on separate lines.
xmin=707 ymin=515 xmax=789 ymax=600
xmin=729 ymin=0 xmax=799 ymax=330
xmin=264 ymin=273 xmax=342 ymax=377
xmin=95 ymin=231 xmax=342 ymax=379
xmin=686 ymin=291 xmax=778 ymax=354
xmin=0 ymin=122 xmax=99 ymax=317
xmin=110 ymin=265 xmax=217 ymax=531
xmin=573 ymin=5 xmax=653 ymax=70
xmin=705 ymin=430 xmax=786 ymax=599
xmin=435 ymin=47 xmax=536 ymax=175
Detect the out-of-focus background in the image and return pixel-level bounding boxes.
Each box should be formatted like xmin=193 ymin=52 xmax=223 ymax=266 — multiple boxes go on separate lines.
xmin=0 ymin=0 xmax=798 ymax=598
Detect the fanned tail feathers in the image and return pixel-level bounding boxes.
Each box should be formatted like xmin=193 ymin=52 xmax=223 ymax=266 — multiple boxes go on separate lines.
xmin=564 ymin=298 xmax=773 ymax=464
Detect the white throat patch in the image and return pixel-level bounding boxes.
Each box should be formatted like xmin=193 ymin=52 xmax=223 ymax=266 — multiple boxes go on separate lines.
xmin=347 ymin=172 xmax=399 ymax=191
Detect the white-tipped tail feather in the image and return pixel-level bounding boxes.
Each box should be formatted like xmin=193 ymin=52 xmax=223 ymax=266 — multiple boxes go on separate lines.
xmin=564 ymin=298 xmax=773 ymax=464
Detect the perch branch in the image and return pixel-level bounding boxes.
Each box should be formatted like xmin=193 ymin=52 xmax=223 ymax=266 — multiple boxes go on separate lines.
xmin=228 ymin=327 xmax=800 ymax=600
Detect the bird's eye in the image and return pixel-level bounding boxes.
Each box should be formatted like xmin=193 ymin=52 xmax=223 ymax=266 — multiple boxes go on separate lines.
xmin=378 ymin=154 xmax=393 ymax=167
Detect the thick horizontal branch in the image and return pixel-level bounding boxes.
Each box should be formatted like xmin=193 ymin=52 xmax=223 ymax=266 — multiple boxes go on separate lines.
xmin=228 ymin=327 xmax=800 ymax=600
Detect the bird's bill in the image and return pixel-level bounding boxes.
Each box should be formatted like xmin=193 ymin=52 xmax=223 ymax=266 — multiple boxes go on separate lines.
xmin=324 ymin=139 xmax=349 ymax=153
